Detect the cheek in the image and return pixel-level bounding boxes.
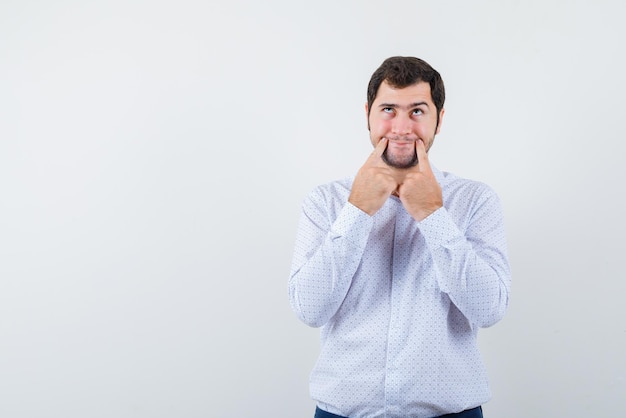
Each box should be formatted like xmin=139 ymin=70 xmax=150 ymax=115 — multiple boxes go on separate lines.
xmin=416 ymin=123 xmax=435 ymax=138
xmin=370 ymin=119 xmax=391 ymax=136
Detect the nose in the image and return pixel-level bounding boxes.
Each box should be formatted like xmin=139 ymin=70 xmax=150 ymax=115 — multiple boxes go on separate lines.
xmin=391 ymin=113 xmax=413 ymax=135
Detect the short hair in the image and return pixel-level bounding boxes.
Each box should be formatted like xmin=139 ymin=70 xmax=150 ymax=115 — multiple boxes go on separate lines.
xmin=367 ymin=56 xmax=445 ymax=123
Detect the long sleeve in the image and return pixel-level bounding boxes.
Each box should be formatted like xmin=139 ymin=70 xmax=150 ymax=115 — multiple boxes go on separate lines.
xmin=289 ymin=171 xmax=511 ymax=417
xmin=289 ymin=187 xmax=373 ymax=328
xmin=417 ymin=189 xmax=511 ymax=328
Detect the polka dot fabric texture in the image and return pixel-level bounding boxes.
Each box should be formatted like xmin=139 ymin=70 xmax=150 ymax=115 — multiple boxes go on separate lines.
xmin=289 ymin=166 xmax=511 ymax=418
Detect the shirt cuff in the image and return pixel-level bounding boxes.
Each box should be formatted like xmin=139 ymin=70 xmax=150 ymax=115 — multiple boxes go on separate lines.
xmin=329 ymin=202 xmax=374 ymax=250
xmin=417 ymin=206 xmax=464 ymax=249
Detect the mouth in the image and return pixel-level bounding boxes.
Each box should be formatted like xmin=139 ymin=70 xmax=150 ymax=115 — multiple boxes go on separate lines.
xmin=384 ymin=137 xmax=415 ymax=152
xmin=385 ymin=136 xmax=416 ymax=145
xmin=388 ymin=141 xmax=413 ymax=148
xmin=381 ymin=137 xmax=419 ymax=169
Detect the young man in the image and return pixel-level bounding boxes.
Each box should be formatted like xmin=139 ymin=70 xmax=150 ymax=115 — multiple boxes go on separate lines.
xmin=289 ymin=56 xmax=511 ymax=418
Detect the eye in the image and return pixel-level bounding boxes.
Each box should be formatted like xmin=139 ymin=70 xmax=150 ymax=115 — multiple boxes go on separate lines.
xmin=412 ymin=108 xmax=424 ymax=116
xmin=382 ymin=107 xmax=394 ymax=113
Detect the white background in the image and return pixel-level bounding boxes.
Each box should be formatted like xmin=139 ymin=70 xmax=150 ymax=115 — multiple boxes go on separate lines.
xmin=1 ymin=1 xmax=625 ymax=417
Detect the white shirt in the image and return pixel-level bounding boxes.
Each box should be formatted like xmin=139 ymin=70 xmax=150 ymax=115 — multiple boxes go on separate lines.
xmin=289 ymin=166 xmax=511 ymax=418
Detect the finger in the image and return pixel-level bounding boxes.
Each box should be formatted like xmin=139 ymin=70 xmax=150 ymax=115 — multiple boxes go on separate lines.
xmin=415 ymin=139 xmax=432 ymax=172
xmin=372 ymin=137 xmax=388 ymax=158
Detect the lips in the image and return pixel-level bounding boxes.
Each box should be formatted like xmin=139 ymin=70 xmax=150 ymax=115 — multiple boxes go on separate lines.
xmin=385 ymin=136 xmax=417 ymax=145
xmin=386 ymin=140 xmax=415 ymax=150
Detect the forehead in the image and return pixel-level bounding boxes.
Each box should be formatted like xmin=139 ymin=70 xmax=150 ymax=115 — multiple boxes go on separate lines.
xmin=374 ymin=80 xmax=433 ymax=105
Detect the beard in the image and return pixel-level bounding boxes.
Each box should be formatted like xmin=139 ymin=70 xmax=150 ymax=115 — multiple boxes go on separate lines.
xmin=381 ymin=139 xmax=419 ymax=169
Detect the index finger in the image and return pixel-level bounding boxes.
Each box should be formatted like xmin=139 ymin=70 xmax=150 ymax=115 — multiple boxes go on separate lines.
xmin=415 ymin=139 xmax=432 ymax=172
xmin=371 ymin=137 xmax=388 ymax=158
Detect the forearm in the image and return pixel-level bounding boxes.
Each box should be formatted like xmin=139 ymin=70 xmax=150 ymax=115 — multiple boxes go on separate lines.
xmin=289 ymin=202 xmax=372 ymax=327
xmin=418 ymin=206 xmax=511 ymax=328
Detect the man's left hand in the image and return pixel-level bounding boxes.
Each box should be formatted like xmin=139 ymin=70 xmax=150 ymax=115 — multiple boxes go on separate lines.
xmin=397 ymin=139 xmax=443 ymax=222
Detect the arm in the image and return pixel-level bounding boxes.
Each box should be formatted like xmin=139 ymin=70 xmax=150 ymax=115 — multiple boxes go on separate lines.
xmin=288 ymin=192 xmax=373 ymax=328
xmin=289 ymin=139 xmax=396 ymax=327
xmin=398 ymin=140 xmax=510 ymax=327
xmin=418 ymin=191 xmax=511 ymax=328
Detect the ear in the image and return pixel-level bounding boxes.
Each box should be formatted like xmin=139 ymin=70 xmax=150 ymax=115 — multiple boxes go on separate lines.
xmin=435 ymin=108 xmax=445 ymax=135
xmin=364 ymin=102 xmax=370 ymax=128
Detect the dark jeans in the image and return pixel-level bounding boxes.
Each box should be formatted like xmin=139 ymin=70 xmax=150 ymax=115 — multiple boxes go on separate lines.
xmin=314 ymin=405 xmax=483 ymax=418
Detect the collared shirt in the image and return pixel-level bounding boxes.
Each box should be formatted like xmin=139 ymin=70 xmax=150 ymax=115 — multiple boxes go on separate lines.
xmin=289 ymin=166 xmax=511 ymax=418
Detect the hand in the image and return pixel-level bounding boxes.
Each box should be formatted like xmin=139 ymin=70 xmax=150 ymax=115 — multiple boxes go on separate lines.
xmin=397 ymin=139 xmax=443 ymax=221
xmin=348 ymin=138 xmax=400 ymax=216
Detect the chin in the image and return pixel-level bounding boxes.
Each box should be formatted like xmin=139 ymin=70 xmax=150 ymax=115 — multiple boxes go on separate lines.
xmin=382 ymin=151 xmax=418 ymax=169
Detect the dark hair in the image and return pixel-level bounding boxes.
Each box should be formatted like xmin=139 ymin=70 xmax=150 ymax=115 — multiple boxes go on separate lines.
xmin=367 ymin=56 xmax=445 ymax=124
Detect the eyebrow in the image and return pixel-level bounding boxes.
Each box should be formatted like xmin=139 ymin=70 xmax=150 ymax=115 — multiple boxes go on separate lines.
xmin=377 ymin=101 xmax=430 ymax=110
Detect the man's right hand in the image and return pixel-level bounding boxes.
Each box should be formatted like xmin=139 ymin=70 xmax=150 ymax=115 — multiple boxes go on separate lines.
xmin=348 ymin=138 xmax=400 ymax=216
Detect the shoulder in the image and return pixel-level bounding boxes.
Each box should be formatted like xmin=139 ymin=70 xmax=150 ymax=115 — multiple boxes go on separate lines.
xmin=437 ymin=169 xmax=502 ymax=210
xmin=301 ymin=176 xmax=353 ymax=213
xmin=306 ymin=176 xmax=353 ymax=201
xmin=446 ymin=173 xmax=495 ymax=193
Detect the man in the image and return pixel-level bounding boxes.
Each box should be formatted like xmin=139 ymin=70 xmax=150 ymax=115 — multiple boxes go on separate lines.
xmin=289 ymin=56 xmax=511 ymax=418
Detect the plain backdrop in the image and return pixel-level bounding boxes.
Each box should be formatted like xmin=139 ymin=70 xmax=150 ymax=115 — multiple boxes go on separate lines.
xmin=1 ymin=1 xmax=625 ymax=417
